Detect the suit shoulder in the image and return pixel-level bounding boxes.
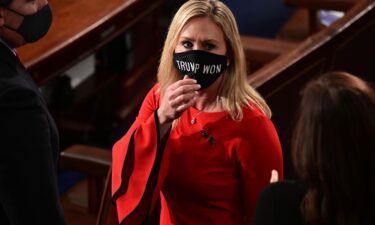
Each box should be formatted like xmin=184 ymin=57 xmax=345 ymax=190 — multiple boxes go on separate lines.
xmin=0 ymin=61 xmax=32 ymax=91
xmin=254 ymin=181 xmax=307 ymax=225
xmin=260 ymin=181 xmax=307 ymax=204
xmin=0 ymin=85 xmax=39 ymax=109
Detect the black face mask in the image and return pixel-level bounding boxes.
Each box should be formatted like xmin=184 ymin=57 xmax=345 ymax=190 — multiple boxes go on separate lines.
xmin=3 ymin=4 xmax=53 ymax=43
xmin=173 ymin=50 xmax=227 ymax=89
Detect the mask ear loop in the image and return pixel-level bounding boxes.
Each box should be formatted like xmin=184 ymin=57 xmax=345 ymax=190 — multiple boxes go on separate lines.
xmin=2 ymin=6 xmax=25 ymax=16
xmin=1 ymin=5 xmax=24 ymax=31
xmin=3 ymin=23 xmax=17 ymax=31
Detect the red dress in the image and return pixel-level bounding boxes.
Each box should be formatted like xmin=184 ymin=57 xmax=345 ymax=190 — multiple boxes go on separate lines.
xmin=112 ymin=84 xmax=283 ymax=225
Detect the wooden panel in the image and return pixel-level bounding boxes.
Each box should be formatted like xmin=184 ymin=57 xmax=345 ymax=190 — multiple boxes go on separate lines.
xmin=96 ymin=171 xmax=118 ymax=225
xmin=249 ymin=1 xmax=375 ymax=89
xmin=17 ymin=0 xmax=165 ymax=85
xmin=277 ymin=9 xmax=310 ymax=42
xmin=60 ymin=145 xmax=111 ymax=178
xmin=284 ymin=0 xmax=356 ymax=11
xmin=249 ymin=0 xmax=375 ymax=177
xmin=115 ymin=55 xmax=159 ymax=127
xmin=60 ymin=145 xmax=112 ymax=214
xmin=329 ymin=13 xmax=375 ymax=80
xmin=241 ymin=36 xmax=297 ymax=68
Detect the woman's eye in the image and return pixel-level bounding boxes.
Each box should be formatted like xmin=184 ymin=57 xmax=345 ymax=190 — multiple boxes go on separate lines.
xmin=205 ymin=43 xmax=216 ymax=50
xmin=182 ymin=41 xmax=193 ymax=49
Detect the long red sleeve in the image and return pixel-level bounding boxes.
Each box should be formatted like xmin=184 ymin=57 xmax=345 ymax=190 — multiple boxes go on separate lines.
xmin=112 ymin=84 xmax=166 ymax=225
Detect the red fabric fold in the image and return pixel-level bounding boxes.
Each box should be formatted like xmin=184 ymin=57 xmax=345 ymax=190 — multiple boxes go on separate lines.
xmin=112 ymin=85 xmax=162 ymax=224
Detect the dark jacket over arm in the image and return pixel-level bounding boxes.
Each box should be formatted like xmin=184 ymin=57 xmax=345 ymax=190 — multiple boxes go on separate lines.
xmin=0 ymin=43 xmax=66 ymax=225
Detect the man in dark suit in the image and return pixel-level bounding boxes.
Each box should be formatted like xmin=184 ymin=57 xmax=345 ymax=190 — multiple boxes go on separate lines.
xmin=0 ymin=0 xmax=66 ymax=224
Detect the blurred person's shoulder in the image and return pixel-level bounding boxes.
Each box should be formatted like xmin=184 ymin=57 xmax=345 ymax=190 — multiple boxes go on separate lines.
xmin=254 ymin=180 xmax=307 ymax=225
xmin=262 ymin=180 xmax=307 ymax=199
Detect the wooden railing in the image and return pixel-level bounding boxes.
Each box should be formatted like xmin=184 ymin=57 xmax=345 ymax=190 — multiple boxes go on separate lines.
xmin=18 ymin=0 xmax=165 ymax=86
xmin=249 ymin=0 xmax=375 ymax=177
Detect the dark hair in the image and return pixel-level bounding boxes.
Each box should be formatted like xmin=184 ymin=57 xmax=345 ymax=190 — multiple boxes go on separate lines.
xmin=292 ymin=72 xmax=375 ymax=225
xmin=0 ymin=0 xmax=12 ymax=6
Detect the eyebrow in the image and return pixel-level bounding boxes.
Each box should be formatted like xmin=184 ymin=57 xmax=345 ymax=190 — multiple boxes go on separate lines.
xmin=180 ymin=36 xmax=220 ymax=44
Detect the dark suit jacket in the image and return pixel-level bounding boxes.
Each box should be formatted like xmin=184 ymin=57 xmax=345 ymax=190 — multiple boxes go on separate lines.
xmin=0 ymin=42 xmax=66 ymax=225
xmin=253 ymin=181 xmax=307 ymax=225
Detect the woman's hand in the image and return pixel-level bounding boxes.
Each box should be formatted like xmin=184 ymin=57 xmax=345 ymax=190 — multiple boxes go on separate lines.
xmin=270 ymin=170 xmax=279 ymax=183
xmin=158 ymin=75 xmax=200 ymax=124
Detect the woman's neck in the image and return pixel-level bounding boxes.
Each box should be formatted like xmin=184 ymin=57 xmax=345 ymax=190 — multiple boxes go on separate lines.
xmin=194 ymin=76 xmax=223 ymax=112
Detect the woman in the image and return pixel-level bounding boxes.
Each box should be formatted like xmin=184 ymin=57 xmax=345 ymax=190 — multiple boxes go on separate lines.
xmin=253 ymin=72 xmax=375 ymax=225
xmin=112 ymin=1 xmax=283 ymax=224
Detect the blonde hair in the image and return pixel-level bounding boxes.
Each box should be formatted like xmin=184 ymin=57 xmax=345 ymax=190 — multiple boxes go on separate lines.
xmin=157 ymin=0 xmax=271 ymax=120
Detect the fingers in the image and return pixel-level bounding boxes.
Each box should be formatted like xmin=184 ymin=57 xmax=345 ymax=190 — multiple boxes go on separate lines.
xmin=172 ymin=76 xmax=198 ymax=112
xmin=159 ymin=75 xmax=200 ymax=122
xmin=169 ymin=75 xmax=199 ymax=91
xmin=170 ymin=91 xmax=198 ymax=108
xmin=167 ymin=75 xmax=200 ymax=102
xmin=172 ymin=83 xmax=200 ymax=95
xmin=270 ymin=170 xmax=279 ymax=183
xmin=170 ymin=84 xmax=200 ymax=101
xmin=176 ymin=95 xmax=197 ymax=112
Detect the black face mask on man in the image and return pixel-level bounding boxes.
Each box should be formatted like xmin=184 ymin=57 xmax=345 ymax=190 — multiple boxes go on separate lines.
xmin=173 ymin=50 xmax=227 ymax=90
xmin=3 ymin=4 xmax=53 ymax=43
